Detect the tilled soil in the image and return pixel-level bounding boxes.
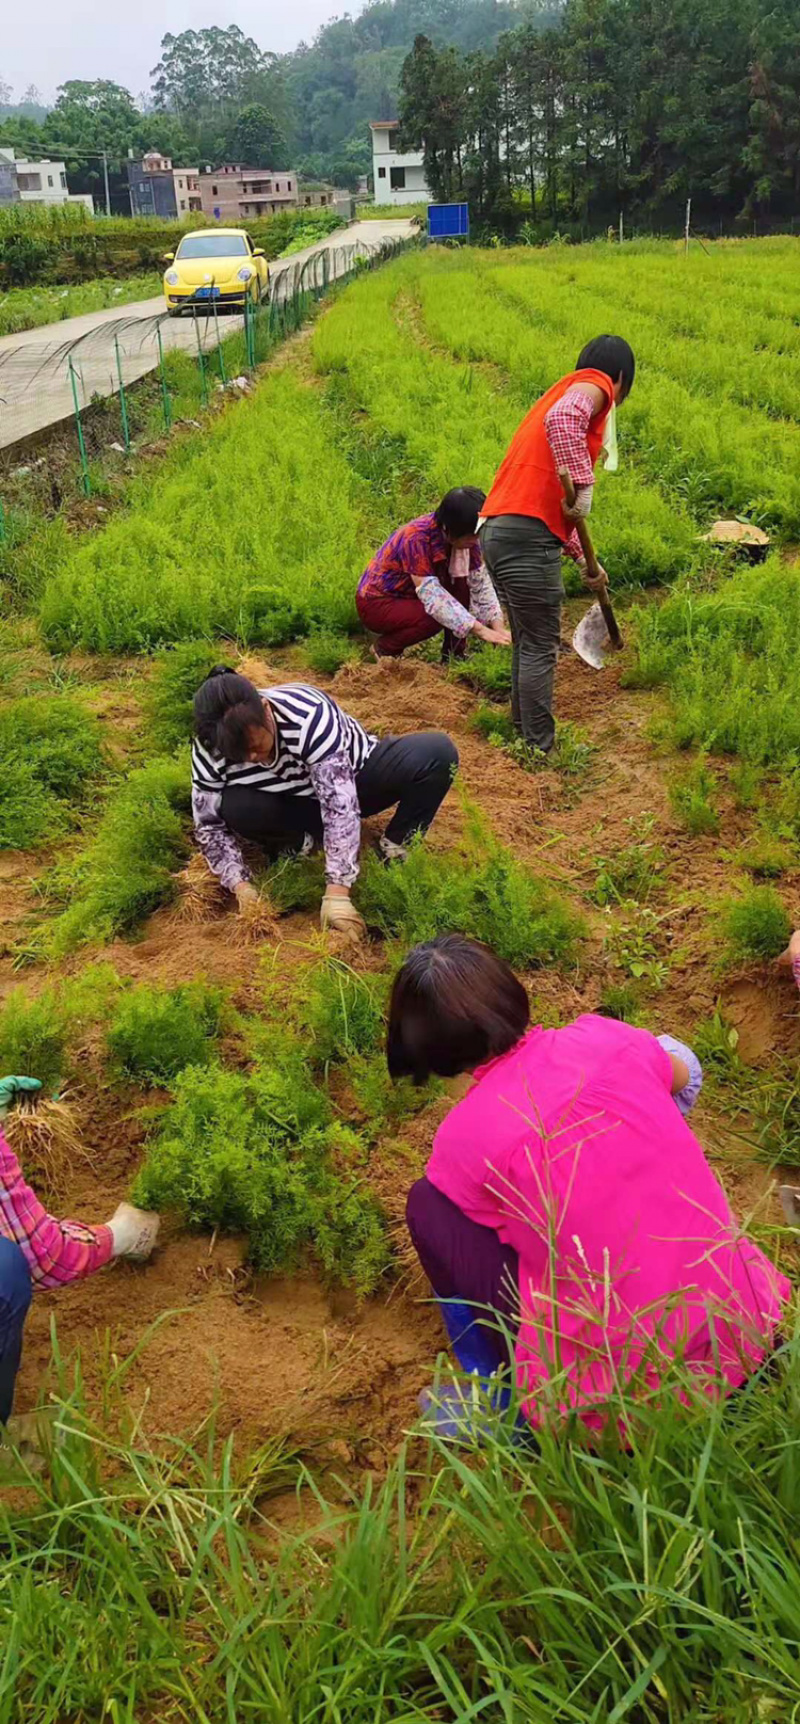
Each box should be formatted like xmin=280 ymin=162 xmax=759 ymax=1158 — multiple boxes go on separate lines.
xmin=8 ymin=630 xmax=800 ymax=1468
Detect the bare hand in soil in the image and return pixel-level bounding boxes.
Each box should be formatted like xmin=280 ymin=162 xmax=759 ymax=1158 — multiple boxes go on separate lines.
xmin=108 ymin=1202 xmax=160 ymax=1261
xmin=234 ymin=882 xmax=260 ymax=913
xmin=473 ymin=621 xmax=513 ymax=648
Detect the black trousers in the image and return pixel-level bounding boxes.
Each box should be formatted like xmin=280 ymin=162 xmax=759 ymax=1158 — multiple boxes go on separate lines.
xmin=221 ymin=732 xmax=458 ymax=856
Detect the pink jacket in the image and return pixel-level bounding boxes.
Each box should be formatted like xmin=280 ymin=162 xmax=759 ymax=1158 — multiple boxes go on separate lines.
xmin=0 ymin=1128 xmax=113 ymax=1287
xmin=426 ymin=1016 xmax=789 ymax=1428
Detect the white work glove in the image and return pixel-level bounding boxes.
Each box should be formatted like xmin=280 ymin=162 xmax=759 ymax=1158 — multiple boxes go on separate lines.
xmin=656 ymin=1033 xmax=704 ymax=1117
xmin=320 ymin=889 xmax=366 ymax=941
xmin=577 ymin=557 xmax=608 ymax=593
xmin=562 ymin=485 xmax=593 ymax=522
xmin=108 ymin=1202 xmax=160 ymax=1261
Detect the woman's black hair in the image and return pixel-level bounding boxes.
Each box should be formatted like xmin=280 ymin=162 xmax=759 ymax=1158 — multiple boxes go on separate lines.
xmin=387 ymin=934 xmax=530 ymax=1085
xmin=193 ymin=666 xmax=268 ymax=763
xmin=434 ymin=485 xmax=486 ymax=540
xmin=576 ymin=335 xmax=636 ymax=400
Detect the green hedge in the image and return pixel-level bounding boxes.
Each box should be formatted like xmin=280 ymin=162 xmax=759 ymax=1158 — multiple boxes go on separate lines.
xmin=0 ymin=204 xmax=343 ymax=287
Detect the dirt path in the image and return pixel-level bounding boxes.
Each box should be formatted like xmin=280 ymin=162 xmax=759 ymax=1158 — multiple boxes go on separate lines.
xmin=10 ymin=628 xmax=799 ymax=1471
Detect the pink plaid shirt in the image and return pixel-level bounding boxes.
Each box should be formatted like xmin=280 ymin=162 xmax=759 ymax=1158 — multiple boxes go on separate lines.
xmin=544 ymin=387 xmax=597 ymax=562
xmin=0 ymin=1128 xmax=113 ymax=1287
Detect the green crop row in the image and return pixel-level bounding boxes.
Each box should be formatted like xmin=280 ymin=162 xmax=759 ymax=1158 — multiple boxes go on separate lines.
xmin=37 ymin=367 xmax=382 ymax=653
xmin=312 ymin=252 xmax=699 ymax=589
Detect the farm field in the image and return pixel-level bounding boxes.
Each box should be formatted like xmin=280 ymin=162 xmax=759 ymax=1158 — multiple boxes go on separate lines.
xmin=2 ymin=236 xmax=800 ymax=1719
xmin=0 ymin=273 xmax=163 ymax=339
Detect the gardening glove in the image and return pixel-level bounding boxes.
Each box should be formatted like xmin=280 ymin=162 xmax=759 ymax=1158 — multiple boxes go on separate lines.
xmin=0 ymin=1076 xmax=41 ymax=1118
xmin=656 ymin=1033 xmax=704 ymax=1117
xmin=562 ymin=484 xmax=593 ymax=522
xmin=107 ymin=1202 xmax=160 ymax=1262
xmin=578 ymin=557 xmax=608 ymax=594
xmin=320 ymin=890 xmax=366 ymax=942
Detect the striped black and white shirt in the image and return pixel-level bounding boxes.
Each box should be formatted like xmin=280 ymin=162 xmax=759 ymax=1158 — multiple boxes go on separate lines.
xmin=192 ymin=684 xmax=377 ymax=892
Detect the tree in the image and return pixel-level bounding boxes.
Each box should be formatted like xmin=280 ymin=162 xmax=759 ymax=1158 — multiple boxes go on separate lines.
xmin=40 ymin=81 xmax=142 ymax=204
xmin=225 ymin=103 xmax=288 ymax=167
xmin=151 ymin=26 xmax=276 ymax=119
xmin=399 ymin=35 xmax=469 ymax=201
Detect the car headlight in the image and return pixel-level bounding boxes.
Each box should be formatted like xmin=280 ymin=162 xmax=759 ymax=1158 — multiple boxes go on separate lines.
xmin=165 ymin=269 xmax=179 ymax=286
xmin=237 ymin=266 xmax=253 ymax=282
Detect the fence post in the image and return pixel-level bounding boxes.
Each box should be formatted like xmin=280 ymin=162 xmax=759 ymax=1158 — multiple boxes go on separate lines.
xmin=212 ymin=298 xmax=227 ymax=386
xmin=193 ymin=315 xmax=209 ymax=408
xmin=113 ymin=334 xmax=131 ymax=453
xmin=68 ymin=358 xmax=92 ymax=497
xmin=156 ymin=323 xmax=172 ymax=434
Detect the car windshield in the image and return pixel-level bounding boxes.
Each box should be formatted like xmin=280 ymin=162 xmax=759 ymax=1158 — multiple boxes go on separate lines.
xmin=176 ymin=235 xmax=248 ymax=259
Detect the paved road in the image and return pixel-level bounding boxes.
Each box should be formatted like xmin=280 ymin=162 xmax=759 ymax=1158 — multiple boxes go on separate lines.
xmin=0 ymin=219 xmax=415 ymax=451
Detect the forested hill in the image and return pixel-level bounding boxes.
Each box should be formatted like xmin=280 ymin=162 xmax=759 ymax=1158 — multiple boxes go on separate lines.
xmin=282 ymin=0 xmax=558 ymax=184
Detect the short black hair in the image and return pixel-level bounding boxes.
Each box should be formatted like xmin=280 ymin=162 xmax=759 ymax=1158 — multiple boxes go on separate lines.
xmin=193 ymin=666 xmax=267 ymax=763
xmin=387 ymin=935 xmax=530 ymax=1084
xmin=434 ymin=486 xmax=486 ymax=540
xmin=576 ymin=335 xmax=636 ymax=400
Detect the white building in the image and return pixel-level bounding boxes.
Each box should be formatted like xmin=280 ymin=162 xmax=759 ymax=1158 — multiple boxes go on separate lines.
xmin=369 ymin=122 xmax=429 ymax=206
xmin=0 ymin=149 xmax=94 ymax=210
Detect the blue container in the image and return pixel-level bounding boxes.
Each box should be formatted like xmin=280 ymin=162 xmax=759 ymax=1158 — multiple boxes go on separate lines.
xmin=427 ymin=202 xmax=469 ymax=239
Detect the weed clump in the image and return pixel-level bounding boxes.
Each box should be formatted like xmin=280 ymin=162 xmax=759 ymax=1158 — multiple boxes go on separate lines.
xmin=107 ymin=980 xmax=226 ymax=1085
xmin=451 ymin=643 xmax=513 ymax=700
xmin=719 ymin=887 xmax=791 ymax=964
xmin=0 ymin=987 xmax=71 ymax=1092
xmin=40 ymin=756 xmax=191 ymax=957
xmin=147 ymin=640 xmax=221 ymax=752
xmin=0 ymin=695 xmax=103 ymax=850
xmin=304 ymin=630 xmax=357 ymax=677
xmin=133 ymin=1058 xmax=389 ymax=1292
xmin=591 ymin=825 xmax=666 ymax=905
xmin=669 ymin=759 xmax=720 ymax=835
xmin=301 ymin=960 xmax=386 ymax=1067
xmin=358 ymin=819 xmax=581 ymax=969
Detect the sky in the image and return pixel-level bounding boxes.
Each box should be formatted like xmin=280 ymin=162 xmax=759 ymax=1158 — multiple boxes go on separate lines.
xmin=2 ymin=0 xmax=340 ymax=105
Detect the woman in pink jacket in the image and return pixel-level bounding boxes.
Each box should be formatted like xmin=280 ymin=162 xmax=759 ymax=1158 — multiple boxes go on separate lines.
xmin=389 ymin=937 xmax=789 ymax=1431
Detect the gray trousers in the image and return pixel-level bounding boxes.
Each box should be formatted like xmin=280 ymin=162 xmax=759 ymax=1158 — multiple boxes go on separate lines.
xmin=479 ymin=514 xmax=564 ymax=753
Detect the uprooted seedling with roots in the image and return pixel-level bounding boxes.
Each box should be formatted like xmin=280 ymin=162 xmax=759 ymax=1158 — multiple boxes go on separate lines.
xmin=5 ymin=1093 xmax=94 ymax=1203
xmin=170 ymin=855 xmax=229 ymax=925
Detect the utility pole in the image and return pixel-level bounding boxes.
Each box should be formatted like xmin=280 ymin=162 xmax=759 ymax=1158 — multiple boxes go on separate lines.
xmin=684 ymin=196 xmax=691 ymax=255
xmin=102 ymin=148 xmax=111 ymax=216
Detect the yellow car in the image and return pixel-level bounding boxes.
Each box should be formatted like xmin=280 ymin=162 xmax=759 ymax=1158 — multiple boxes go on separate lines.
xmin=163 ymin=228 xmax=270 ymax=315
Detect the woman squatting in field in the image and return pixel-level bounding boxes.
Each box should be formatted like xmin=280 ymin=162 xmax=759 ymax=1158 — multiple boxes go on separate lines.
xmin=0 ymin=1076 xmax=158 ymax=1430
xmin=192 ymin=670 xmax=458 ymax=940
xmin=356 ymin=487 xmax=511 ymax=660
xmin=481 ymin=335 xmax=636 ymax=754
xmin=391 ymin=936 xmax=789 ymax=1435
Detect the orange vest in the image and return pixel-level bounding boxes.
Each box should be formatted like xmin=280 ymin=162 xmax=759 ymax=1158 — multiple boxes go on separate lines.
xmin=482 ymin=368 xmax=614 ymax=543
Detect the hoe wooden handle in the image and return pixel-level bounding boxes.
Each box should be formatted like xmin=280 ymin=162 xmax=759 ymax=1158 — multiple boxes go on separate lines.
xmin=559 ymin=470 xmax=623 ymax=651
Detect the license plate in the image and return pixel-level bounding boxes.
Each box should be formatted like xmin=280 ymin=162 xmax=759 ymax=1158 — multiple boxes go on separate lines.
xmin=193 ymin=286 xmax=220 ymax=300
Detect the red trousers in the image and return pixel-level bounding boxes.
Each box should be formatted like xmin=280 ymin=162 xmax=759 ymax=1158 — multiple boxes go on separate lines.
xmin=356 ymin=578 xmax=471 ymax=658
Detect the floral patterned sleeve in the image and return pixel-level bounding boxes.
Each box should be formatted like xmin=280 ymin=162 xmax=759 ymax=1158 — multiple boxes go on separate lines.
xmin=309 ymin=750 xmax=362 ymax=887
xmin=192 ymin=787 xmax=249 ymax=893
xmin=467 ymin=564 xmax=503 ymax=626
xmin=416 ymin=575 xmax=474 ymax=638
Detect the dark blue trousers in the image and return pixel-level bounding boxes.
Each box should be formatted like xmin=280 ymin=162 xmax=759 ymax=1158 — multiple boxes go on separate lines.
xmin=0 ymin=1238 xmax=32 ymax=1424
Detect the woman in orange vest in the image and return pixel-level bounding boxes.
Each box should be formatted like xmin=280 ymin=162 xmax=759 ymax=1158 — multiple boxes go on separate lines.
xmin=480 ymin=336 xmax=636 ymax=754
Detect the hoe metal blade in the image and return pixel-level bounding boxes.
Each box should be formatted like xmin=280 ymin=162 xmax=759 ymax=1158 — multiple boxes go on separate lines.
xmin=572 ymin=602 xmax=611 ymax=670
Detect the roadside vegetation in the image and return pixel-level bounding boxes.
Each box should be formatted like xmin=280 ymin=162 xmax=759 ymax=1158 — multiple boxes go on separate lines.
xmin=0 ymin=273 xmax=162 ymax=338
